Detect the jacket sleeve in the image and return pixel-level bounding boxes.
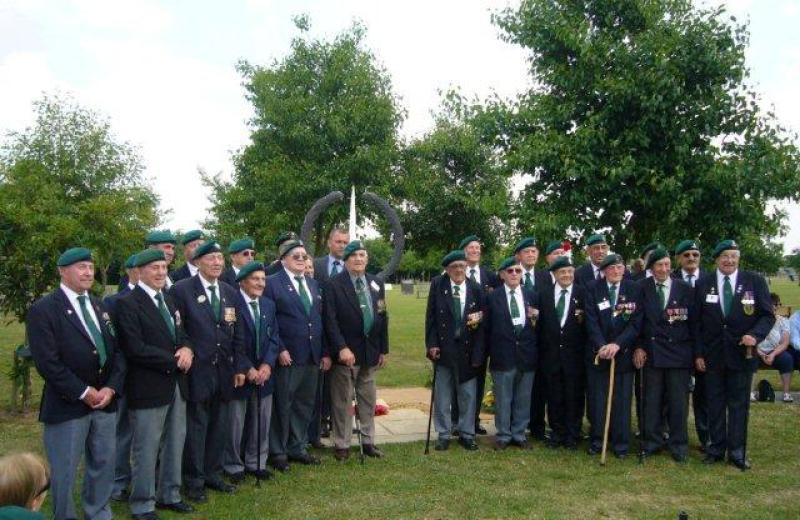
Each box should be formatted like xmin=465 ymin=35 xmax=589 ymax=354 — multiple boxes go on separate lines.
xmin=115 ymin=298 xmax=176 ymax=374
xmin=323 ymin=281 xmax=347 ymax=357
xmin=424 ymin=277 xmax=439 ymax=351
xmin=748 ymin=274 xmax=775 ymax=343
xmin=615 ymin=285 xmax=644 ymax=351
xmin=584 ymin=288 xmax=607 ymax=354
xmin=263 ymin=309 xmax=281 ymax=368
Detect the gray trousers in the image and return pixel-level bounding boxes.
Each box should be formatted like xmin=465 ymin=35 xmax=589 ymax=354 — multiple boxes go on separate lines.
xmin=224 ymin=390 xmax=273 ymax=474
xmin=330 ymin=364 xmax=377 ymax=449
xmin=43 ymin=409 xmax=116 ymax=520
xmin=112 ymin=395 xmax=132 ymax=497
xmin=269 ymin=364 xmax=317 ymax=459
xmin=128 ymin=385 xmax=186 ymax=515
xmin=493 ymin=368 xmax=535 ymax=443
xmin=433 ymin=365 xmax=477 ymax=441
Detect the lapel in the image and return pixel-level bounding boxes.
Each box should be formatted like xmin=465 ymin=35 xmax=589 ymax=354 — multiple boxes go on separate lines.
xmin=341 ymin=273 xmax=362 ymax=315
xmin=278 ymin=268 xmax=308 ymax=316
xmin=556 ymin=285 xmax=574 ymax=329
xmin=237 ymin=291 xmax=256 ymax=336
xmin=440 ymin=279 xmax=456 ymax=320
xmin=133 ymin=286 xmax=174 ymax=342
xmin=57 ymin=288 xmax=94 ymax=345
xmin=90 ymin=296 xmax=114 ymax=346
xmin=192 ymin=275 xmax=218 ymax=323
xmin=728 ymin=271 xmax=749 ymax=320
xmin=499 ymin=286 xmax=514 ymax=330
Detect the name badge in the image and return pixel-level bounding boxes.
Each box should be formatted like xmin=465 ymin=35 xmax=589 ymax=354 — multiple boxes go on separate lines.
xmin=370 ymin=280 xmax=380 ymax=292
xmin=512 ymin=316 xmax=525 ymax=326
xmin=705 ymin=294 xmax=719 ymax=304
xmin=598 ymin=300 xmax=611 ymax=311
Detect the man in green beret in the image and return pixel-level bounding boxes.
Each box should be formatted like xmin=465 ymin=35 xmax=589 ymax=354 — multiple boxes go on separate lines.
xmin=221 ymin=238 xmax=256 ymax=287
xmin=543 ymin=240 xmax=566 ymax=284
xmin=424 ymin=250 xmax=486 ymax=451
xmin=265 ymin=232 xmax=299 ymax=276
xmin=575 ymin=234 xmax=610 ymax=286
xmin=27 ymin=248 xmax=126 ymax=520
xmin=634 ymin=248 xmax=696 ymax=462
xmin=632 ymin=242 xmax=664 ymax=282
xmin=120 ymin=230 xmax=179 ymax=292
xmin=324 ymin=240 xmax=390 ymax=460
xmin=694 ymin=240 xmax=774 ymax=470
xmin=115 ymin=248 xmax=195 ymax=517
xmin=171 ymin=230 xmax=206 ymax=283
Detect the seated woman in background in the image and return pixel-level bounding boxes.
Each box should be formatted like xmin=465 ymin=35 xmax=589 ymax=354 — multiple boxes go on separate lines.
xmin=752 ymin=293 xmax=795 ymax=403
xmin=0 ymin=453 xmax=49 ymax=520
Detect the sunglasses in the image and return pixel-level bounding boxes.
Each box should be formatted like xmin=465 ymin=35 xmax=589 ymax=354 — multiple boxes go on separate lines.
xmin=241 ymin=250 xmax=256 ymax=257
xmin=290 ymin=253 xmax=309 ymax=261
xmin=682 ymin=252 xmax=700 ymax=258
xmin=505 ymin=268 xmax=523 ymax=274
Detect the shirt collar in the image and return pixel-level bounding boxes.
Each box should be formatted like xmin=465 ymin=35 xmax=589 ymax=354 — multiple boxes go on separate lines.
xmin=60 ymin=283 xmax=86 ymax=301
xmin=240 ymin=288 xmax=258 ymax=305
xmin=717 ymin=269 xmax=738 ymax=283
xmin=198 ymin=273 xmax=218 ymax=290
xmin=653 ymin=277 xmax=671 ymax=289
xmin=283 ymin=266 xmax=304 ymax=281
xmin=450 ymin=279 xmax=466 ymax=292
xmin=556 ymin=283 xmax=572 ymax=293
xmin=137 ymin=280 xmax=161 ymax=299
xmin=187 ymin=262 xmax=199 ymax=276
xmin=504 ymin=283 xmax=521 ymax=296
xmin=681 ymin=268 xmax=697 ymax=279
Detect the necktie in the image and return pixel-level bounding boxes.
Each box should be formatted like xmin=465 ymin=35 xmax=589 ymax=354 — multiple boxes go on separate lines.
xmin=657 ymin=283 xmax=666 ymax=310
xmin=556 ymin=289 xmax=567 ymax=325
xmin=77 ymin=295 xmax=107 ymax=366
xmin=608 ymin=284 xmax=618 ymax=310
xmin=331 ymin=260 xmax=340 ymax=277
xmin=155 ymin=292 xmax=176 ymax=342
xmin=524 ymin=272 xmax=533 ymax=290
xmin=249 ymin=300 xmax=261 ymax=354
xmin=356 ymin=278 xmax=374 ymax=334
xmin=209 ymin=285 xmax=221 ymax=319
xmin=723 ymin=276 xmax=733 ymax=317
xmin=510 ymin=289 xmax=522 ymax=334
xmin=595 ymin=269 xmax=601 ymax=281
xmin=295 ymin=276 xmax=312 ymax=315
xmin=452 ymin=285 xmax=462 ymax=328
xmin=469 ymin=268 xmax=477 ymax=284
xmin=686 ymin=274 xmax=694 ymax=287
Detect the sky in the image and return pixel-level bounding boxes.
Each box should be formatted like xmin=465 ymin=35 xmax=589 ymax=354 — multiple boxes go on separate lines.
xmin=1 ymin=0 xmax=798 ymax=250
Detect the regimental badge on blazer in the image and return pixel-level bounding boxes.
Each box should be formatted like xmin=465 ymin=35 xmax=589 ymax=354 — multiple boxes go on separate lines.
xmin=197 ymin=294 xmax=207 ymax=304
xmin=101 ymin=311 xmax=116 ymax=337
xmin=466 ymin=311 xmax=483 ymax=330
xmin=666 ymin=306 xmax=688 ymax=324
xmin=573 ymin=302 xmax=585 ymax=324
xmin=526 ymin=305 xmax=539 ymax=327
xmin=223 ymin=307 xmax=236 ymax=323
xmin=741 ymin=290 xmax=755 ymax=316
xmin=376 ymin=298 xmax=387 ymax=315
xmin=174 ymin=310 xmax=182 ymax=327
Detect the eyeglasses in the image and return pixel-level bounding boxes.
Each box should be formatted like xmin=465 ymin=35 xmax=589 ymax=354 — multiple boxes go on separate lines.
xmin=290 ymin=253 xmax=309 ymax=261
xmin=505 ymin=268 xmax=523 ymax=274
xmin=241 ymin=250 xmax=255 ymax=257
xmin=682 ymin=252 xmax=700 ymax=258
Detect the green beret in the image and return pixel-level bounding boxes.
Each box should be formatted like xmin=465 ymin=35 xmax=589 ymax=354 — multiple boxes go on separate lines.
xmin=342 ymin=240 xmax=366 ymax=261
xmin=712 ymin=239 xmax=739 ymax=259
xmin=586 ymin=234 xmax=607 ymax=247
xmin=274 ymin=231 xmax=297 ymax=247
xmin=57 ymin=247 xmax=92 ymax=267
xmin=133 ymin=248 xmax=166 ymax=267
xmin=645 ymin=247 xmax=670 ymax=270
xmin=441 ymin=250 xmax=466 ymax=267
xmin=544 ymin=240 xmax=564 ymax=256
xmin=181 ymin=229 xmax=205 ymax=245
xmin=145 ymin=230 xmax=177 ymax=245
xmin=124 ymin=254 xmax=139 ymax=269
xmin=458 ymin=235 xmax=480 ymax=250
xmin=278 ymin=239 xmax=304 ymax=259
xmin=194 ymin=240 xmax=223 ymax=259
xmin=598 ymin=253 xmax=624 ymax=271
xmin=514 ymin=237 xmax=537 ymax=254
xmin=674 ymin=239 xmax=700 ymax=256
xmin=640 ymin=242 xmax=663 ymax=259
xmin=498 ymin=256 xmax=519 ymax=272
xmin=228 ymin=238 xmax=255 ymax=254
xmin=235 ymin=261 xmax=265 ymax=282
xmin=549 ymin=255 xmax=574 ymax=272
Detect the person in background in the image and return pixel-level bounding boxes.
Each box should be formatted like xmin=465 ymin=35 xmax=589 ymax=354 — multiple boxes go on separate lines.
xmin=752 ymin=293 xmax=794 ymax=403
xmin=0 ymin=452 xmax=50 ymax=520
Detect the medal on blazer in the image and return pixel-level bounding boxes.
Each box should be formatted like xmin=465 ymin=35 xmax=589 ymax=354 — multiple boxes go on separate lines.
xmin=197 ymin=294 xmax=207 ymax=303
xmin=174 ymin=310 xmax=182 ymax=327
xmin=102 ymin=312 xmax=116 ymax=337
xmin=666 ymin=307 xmax=688 ymax=324
xmin=573 ymin=300 xmax=584 ymax=324
xmin=376 ymin=298 xmax=387 ymax=315
xmin=466 ymin=310 xmax=483 ymax=330
xmin=526 ymin=305 xmax=539 ymax=327
xmin=224 ymin=307 xmax=237 ymax=323
xmin=741 ymin=290 xmax=755 ymax=316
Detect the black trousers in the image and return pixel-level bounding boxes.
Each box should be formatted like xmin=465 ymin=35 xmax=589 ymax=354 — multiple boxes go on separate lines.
xmin=529 ymin=370 xmax=548 ymax=437
xmin=545 ymin=368 xmax=583 ymax=446
xmin=586 ymin=365 xmax=634 ymax=455
xmin=705 ymin=367 xmax=752 ymax=461
xmin=643 ymin=366 xmax=690 ymax=457
xmin=692 ymin=371 xmax=710 ymax=447
xmin=307 ymin=368 xmax=330 ymax=442
xmin=183 ymin=370 xmax=229 ymax=490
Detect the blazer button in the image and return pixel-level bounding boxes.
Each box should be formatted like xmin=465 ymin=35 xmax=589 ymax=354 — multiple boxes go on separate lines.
xmin=98 ymin=369 xmax=102 ymax=374
xmin=92 ymin=350 xmax=97 ymax=355
xmin=217 ymin=343 xmax=221 ymax=347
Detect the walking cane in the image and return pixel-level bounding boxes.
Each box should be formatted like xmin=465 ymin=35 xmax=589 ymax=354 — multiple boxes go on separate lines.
xmin=594 ymin=354 xmax=616 ymax=466
xmin=740 ymin=371 xmax=753 ymax=471
xmin=255 ymin=384 xmax=263 ymax=487
xmin=349 ymin=367 xmax=365 ymax=464
xmin=424 ymin=361 xmax=438 ymax=455
xmin=638 ymin=366 xmax=646 ymax=465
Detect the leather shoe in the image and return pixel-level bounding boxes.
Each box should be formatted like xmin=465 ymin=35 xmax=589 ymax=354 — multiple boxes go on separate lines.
xmin=510 ymin=439 xmax=532 ymax=450
xmin=672 ymin=453 xmax=688 ymax=464
xmin=226 ymin=471 xmax=246 ymax=484
xmin=156 ymin=501 xmax=194 ymax=514
xmin=729 ymin=458 xmax=751 ymax=471
xmin=289 ymin=453 xmax=321 ymax=465
xmin=334 ymin=448 xmax=350 ymax=461
xmin=702 ymin=454 xmax=723 ymax=465
xmin=362 ymin=444 xmax=384 ymax=458
xmin=205 ymin=479 xmax=236 ymax=494
xmin=459 ymin=438 xmax=479 ymax=451
xmin=182 ymin=487 xmax=207 ymax=503
xmin=309 ymin=439 xmax=325 ymax=449
xmin=269 ymin=457 xmax=290 ymax=472
xmin=587 ymin=445 xmax=601 ymax=456
xmin=434 ymin=439 xmax=450 ymax=451
xmin=132 ymin=513 xmax=159 ymax=520
xmin=475 ymin=425 xmax=488 ymax=435
xmin=246 ymin=468 xmax=273 ymax=480
xmin=494 ymin=440 xmax=508 ymax=451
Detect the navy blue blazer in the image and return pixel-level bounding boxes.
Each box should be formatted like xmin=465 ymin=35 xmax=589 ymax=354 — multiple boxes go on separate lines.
xmin=220 ymin=266 xmax=238 ymax=289
xmin=27 ymin=288 xmax=126 ymax=424
xmin=103 ymin=284 xmax=132 ymax=318
xmin=537 ymin=283 xmax=588 ymax=377
xmin=232 ymin=291 xmax=281 ymax=399
xmin=468 ymin=265 xmax=501 ymax=295
xmin=638 ymin=278 xmax=696 ymax=369
xmin=424 ymin=275 xmax=485 ymax=382
xmin=671 ymin=267 xmax=708 ymax=286
xmin=171 ymin=276 xmax=246 ymax=402
xmin=483 ymin=285 xmax=539 ymax=372
xmin=575 ymin=262 xmax=631 ymax=288
xmin=584 ymin=278 xmax=644 ymax=373
xmin=323 ymin=271 xmax=389 ymax=368
xmin=694 ymin=270 xmax=774 ymax=372
xmin=264 ymin=268 xmax=326 ymax=365
xmin=170 ymin=263 xmax=193 ymax=283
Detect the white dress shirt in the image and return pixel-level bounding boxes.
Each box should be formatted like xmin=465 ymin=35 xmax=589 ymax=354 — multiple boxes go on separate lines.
xmin=60 ymin=283 xmax=101 ymax=400
xmin=716 ymin=269 xmax=739 ymax=313
xmin=467 ymin=265 xmax=482 ymax=285
xmin=653 ymin=277 xmax=672 ymax=306
xmin=681 ymin=269 xmax=698 ymax=287
xmin=505 ymin=284 xmax=525 ymax=326
xmin=284 ymin=267 xmax=309 ymax=294
xmin=450 ymin=280 xmax=466 ymax=317
xmin=554 ymin=284 xmax=573 ymax=328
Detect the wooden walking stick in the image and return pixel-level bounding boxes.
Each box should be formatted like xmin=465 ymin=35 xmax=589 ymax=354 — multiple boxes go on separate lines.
xmin=424 ymin=361 xmax=438 ymax=455
xmin=595 ymin=353 xmax=616 ymax=466
xmin=349 ymin=367 xmax=365 ymax=464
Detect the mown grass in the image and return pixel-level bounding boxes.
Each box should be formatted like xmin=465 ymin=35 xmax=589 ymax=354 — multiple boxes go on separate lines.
xmin=1 ymin=278 xmax=799 ymax=518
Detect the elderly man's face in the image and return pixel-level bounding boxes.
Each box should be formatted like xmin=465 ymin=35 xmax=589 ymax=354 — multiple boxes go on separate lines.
xmin=501 ymin=264 xmax=523 ymax=288
xmin=231 ymin=249 xmax=255 ymax=268
xmin=588 ymin=243 xmax=609 ymax=265
xmin=345 ymin=250 xmax=368 ymax=276
xmin=516 ymin=246 xmax=539 ymax=269
xmin=678 ymin=249 xmax=700 ymax=272
xmin=604 ymin=263 xmax=625 ymax=284
xmin=197 ymin=252 xmax=224 ymax=281
xmin=59 ymin=261 xmax=95 ymax=293
xmin=446 ymin=261 xmax=467 ymax=284
xmin=652 ymin=257 xmax=671 ymax=283
xmin=282 ymin=247 xmax=308 ymax=275
xmin=554 ymin=266 xmax=575 ymax=288
xmin=716 ymin=250 xmax=740 ymax=276
xmin=241 ymin=271 xmax=266 ymax=299
xmin=153 ymin=243 xmax=175 ymax=264
xmin=464 ymin=242 xmax=481 ymax=264
xmin=139 ymin=261 xmax=168 ymax=291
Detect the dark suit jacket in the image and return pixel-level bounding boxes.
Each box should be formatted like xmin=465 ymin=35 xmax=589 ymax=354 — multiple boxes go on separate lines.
xmin=482 ymin=285 xmax=539 ymax=372
xmin=313 ymin=255 xmax=334 ymax=285
xmin=671 ymin=267 xmax=708 ymax=286
xmin=264 ymin=268 xmax=326 ymax=365
xmin=171 ymin=276 xmax=245 ymax=402
xmin=584 ymin=278 xmax=644 ymax=373
xmin=468 ymin=265 xmax=500 ymax=295
xmin=424 ymin=275 xmax=485 ymax=382
xmin=538 ymin=283 xmax=588 ymax=377
xmin=220 ymin=266 xmax=238 ymax=288
xmin=103 ymin=285 xmax=133 ymax=317
xmin=232 ymin=291 xmax=281 ymax=398
xmin=638 ymin=278 xmax=696 ymax=369
xmin=170 ymin=263 xmax=193 ymax=283
xmin=694 ymin=270 xmax=774 ymax=372
xmin=323 ymin=271 xmax=389 ymax=368
xmin=575 ymin=262 xmax=632 ymax=288
xmin=115 ymin=286 xmax=189 ymax=409
xmin=264 ymin=260 xmax=283 ymax=276
xmin=27 ymin=288 xmax=126 ymax=424
xmin=522 ymin=269 xmax=552 ymax=291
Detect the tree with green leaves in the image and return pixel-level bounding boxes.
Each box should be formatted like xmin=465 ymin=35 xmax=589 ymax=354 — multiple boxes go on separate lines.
xmin=490 ymin=0 xmax=800 ymax=268
xmin=0 ymin=94 xmax=160 ymax=322
xmin=205 ymin=16 xmax=403 ymax=254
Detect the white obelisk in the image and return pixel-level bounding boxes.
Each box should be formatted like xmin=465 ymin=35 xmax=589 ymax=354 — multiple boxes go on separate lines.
xmin=348 ymin=185 xmax=357 ymax=240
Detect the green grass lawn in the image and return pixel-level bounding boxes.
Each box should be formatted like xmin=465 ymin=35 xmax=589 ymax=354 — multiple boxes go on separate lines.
xmin=1 ymin=278 xmax=799 ymax=518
